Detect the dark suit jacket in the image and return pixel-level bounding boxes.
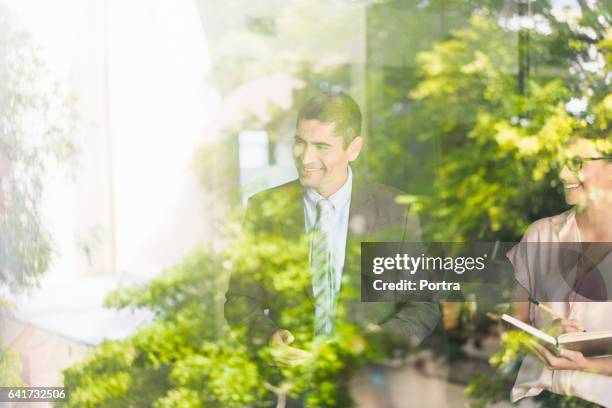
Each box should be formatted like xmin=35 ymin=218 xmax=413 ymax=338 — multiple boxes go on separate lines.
xmin=224 ymin=176 xmax=440 ymax=348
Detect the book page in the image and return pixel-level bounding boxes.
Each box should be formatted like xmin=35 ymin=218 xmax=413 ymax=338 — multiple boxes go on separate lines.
xmin=501 ymin=314 xmax=556 ymax=345
xmin=558 ymin=330 xmax=612 ymax=343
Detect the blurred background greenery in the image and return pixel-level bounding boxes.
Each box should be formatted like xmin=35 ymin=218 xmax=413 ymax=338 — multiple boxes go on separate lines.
xmin=0 ymin=1 xmax=75 ymax=388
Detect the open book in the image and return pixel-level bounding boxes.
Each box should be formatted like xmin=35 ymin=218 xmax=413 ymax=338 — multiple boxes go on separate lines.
xmin=502 ymin=314 xmax=612 ymax=357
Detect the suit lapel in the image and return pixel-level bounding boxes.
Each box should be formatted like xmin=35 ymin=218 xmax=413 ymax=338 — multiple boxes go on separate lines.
xmin=275 ymin=180 xmax=305 ymax=240
xmin=347 ymin=178 xmax=377 ymax=246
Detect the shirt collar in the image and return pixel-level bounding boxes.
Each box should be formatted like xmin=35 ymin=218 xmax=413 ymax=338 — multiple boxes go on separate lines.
xmin=304 ymin=166 xmax=353 ymax=211
xmin=556 ymin=208 xmax=581 ymax=242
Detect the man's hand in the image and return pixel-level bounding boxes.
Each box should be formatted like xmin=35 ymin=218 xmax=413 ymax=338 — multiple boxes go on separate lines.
xmin=269 ymin=329 xmax=312 ymax=367
xmin=271 ymin=329 xmax=295 ymax=345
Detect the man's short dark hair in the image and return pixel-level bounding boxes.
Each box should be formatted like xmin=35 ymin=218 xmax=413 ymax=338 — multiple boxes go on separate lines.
xmin=297 ymin=91 xmax=362 ymax=148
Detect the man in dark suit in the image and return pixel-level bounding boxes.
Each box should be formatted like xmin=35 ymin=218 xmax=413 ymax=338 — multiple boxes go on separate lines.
xmin=225 ymin=92 xmax=440 ymax=366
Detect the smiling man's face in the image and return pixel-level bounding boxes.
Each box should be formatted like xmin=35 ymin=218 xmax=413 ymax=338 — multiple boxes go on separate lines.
xmin=293 ymin=119 xmax=362 ymax=198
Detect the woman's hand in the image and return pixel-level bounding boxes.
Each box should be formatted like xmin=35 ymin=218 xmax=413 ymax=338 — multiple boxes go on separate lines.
xmin=548 ymin=318 xmax=585 ymax=336
xmin=532 ymin=343 xmax=589 ymax=370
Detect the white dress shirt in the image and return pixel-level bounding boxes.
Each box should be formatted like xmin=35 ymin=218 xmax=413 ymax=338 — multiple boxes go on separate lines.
xmin=303 ymin=166 xmax=353 ymax=294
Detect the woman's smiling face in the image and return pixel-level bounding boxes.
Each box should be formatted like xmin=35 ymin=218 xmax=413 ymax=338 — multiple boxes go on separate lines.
xmin=559 ymin=138 xmax=612 ymax=207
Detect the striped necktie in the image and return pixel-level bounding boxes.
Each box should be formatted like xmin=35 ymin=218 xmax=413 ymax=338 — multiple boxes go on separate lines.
xmin=311 ymin=199 xmax=336 ymax=336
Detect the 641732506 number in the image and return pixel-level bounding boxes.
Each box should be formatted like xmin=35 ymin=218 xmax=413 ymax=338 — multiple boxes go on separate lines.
xmin=0 ymin=387 xmax=67 ymax=402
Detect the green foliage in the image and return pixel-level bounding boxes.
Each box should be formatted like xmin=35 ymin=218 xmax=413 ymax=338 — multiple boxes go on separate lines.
xmin=106 ymin=249 xmax=226 ymax=339
xmin=367 ymin=2 xmax=611 ymax=241
xmin=62 ymin=212 xmax=399 ymax=407
xmin=400 ymin=13 xmax=577 ymax=241
xmin=167 ymin=340 xmax=263 ymax=406
xmin=62 ymin=246 xmax=260 ymax=407
xmin=0 ymin=340 xmax=24 ymax=387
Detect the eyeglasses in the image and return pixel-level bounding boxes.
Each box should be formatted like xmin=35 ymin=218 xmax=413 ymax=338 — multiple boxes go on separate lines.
xmin=565 ymin=156 xmax=612 ymax=171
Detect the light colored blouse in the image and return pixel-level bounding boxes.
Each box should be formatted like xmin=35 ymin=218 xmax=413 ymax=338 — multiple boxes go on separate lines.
xmin=508 ymin=208 xmax=612 ymax=407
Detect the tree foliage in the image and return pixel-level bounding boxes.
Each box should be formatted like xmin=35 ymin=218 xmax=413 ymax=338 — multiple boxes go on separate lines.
xmin=62 ymin=214 xmax=396 ymax=407
xmin=0 ymin=1 xmax=74 ymax=386
xmin=394 ymin=2 xmax=611 ymax=241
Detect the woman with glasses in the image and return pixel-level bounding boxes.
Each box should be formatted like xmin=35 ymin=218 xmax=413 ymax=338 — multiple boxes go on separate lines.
xmin=509 ymin=136 xmax=612 ymax=406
